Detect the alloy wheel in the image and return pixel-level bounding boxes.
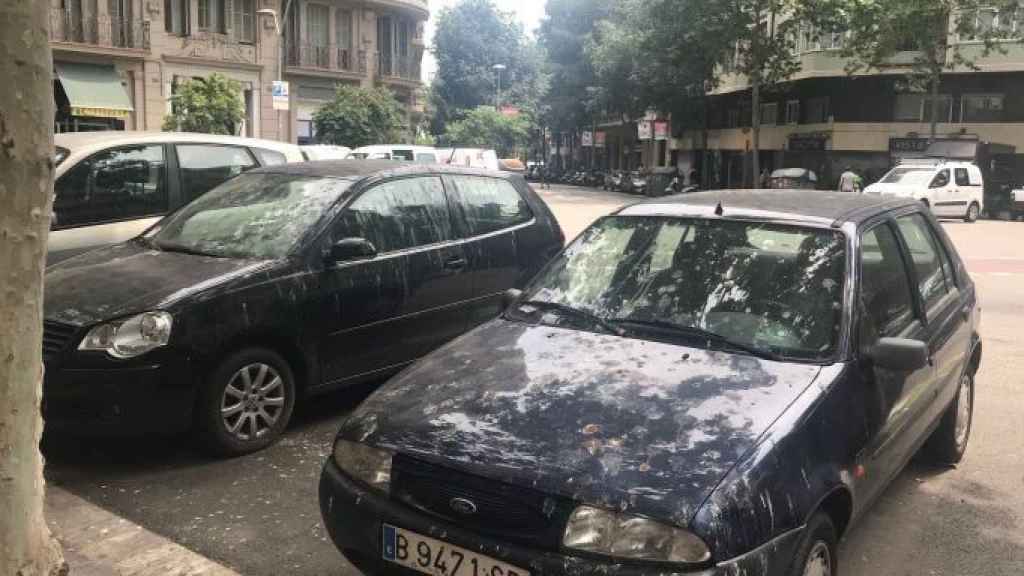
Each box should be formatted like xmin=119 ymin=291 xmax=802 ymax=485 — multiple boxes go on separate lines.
xmin=967 ymin=203 xmax=980 ymax=222
xmin=802 ymin=541 xmax=833 ymax=576
xmin=220 ymin=362 xmax=286 ymax=441
xmin=954 ymin=373 xmax=973 ymax=450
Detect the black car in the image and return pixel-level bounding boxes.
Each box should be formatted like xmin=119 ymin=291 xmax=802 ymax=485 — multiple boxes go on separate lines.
xmin=42 ymin=161 xmax=564 ymax=455
xmin=319 ymin=190 xmax=980 ymax=576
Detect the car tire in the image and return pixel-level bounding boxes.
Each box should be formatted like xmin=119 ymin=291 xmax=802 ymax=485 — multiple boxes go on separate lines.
xmin=922 ymin=370 xmax=974 ymax=464
xmin=964 ymin=202 xmax=980 ymax=223
xmin=787 ymin=512 xmax=838 ymax=576
xmin=196 ymin=347 xmax=296 ymax=456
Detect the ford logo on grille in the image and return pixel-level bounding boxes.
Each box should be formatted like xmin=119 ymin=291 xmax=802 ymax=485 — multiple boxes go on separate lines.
xmin=449 ymin=497 xmax=478 ymax=515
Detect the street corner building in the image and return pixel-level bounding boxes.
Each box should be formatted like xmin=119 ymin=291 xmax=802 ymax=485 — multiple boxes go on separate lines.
xmin=48 ymin=0 xmax=428 ymax=143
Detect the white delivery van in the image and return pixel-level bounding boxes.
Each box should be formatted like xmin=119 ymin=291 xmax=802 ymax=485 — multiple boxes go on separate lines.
xmin=347 ymin=145 xmax=438 ymax=164
xmin=865 ymin=159 xmax=984 ymax=222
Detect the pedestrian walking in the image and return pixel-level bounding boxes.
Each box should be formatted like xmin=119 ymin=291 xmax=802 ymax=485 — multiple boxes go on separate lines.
xmin=540 ymin=167 xmax=550 ymax=189
xmin=838 ymin=166 xmax=863 ymax=193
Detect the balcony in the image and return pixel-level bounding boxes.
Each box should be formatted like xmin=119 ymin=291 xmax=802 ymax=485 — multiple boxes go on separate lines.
xmin=286 ymin=43 xmax=367 ymax=77
xmin=49 ymin=8 xmax=149 ymax=51
xmin=366 ymin=0 xmax=429 ymax=19
xmin=377 ymin=53 xmax=421 ymax=84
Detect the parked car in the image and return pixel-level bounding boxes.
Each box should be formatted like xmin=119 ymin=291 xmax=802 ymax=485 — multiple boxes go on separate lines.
xmin=767 ymin=167 xmax=818 ymax=190
xmin=1012 ymin=187 xmax=1024 ymax=219
xmin=301 ymin=145 xmax=352 ymax=161
xmin=439 ymin=148 xmax=501 ymax=171
xmin=348 ymin=145 xmax=439 ymax=164
xmin=319 ymin=190 xmax=980 ymax=576
xmin=42 ymin=162 xmax=565 ymax=455
xmin=498 ymin=158 xmax=526 ymax=173
xmin=604 ymin=170 xmax=624 ymax=191
xmin=49 ymin=132 xmax=304 ymax=265
xmin=865 ymin=159 xmax=984 ymax=222
xmin=623 ymin=170 xmax=647 ymax=194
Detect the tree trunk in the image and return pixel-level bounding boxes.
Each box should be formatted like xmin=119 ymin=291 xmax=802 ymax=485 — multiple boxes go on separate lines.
xmin=929 ymin=72 xmax=940 ymax=143
xmin=751 ymin=74 xmax=761 ymax=188
xmin=0 ymin=2 xmax=66 ymax=575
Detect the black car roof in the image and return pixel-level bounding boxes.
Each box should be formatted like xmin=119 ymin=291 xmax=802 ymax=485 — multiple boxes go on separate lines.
xmin=617 ymin=189 xmax=918 ymax=227
xmin=250 ymin=159 xmax=517 ymax=181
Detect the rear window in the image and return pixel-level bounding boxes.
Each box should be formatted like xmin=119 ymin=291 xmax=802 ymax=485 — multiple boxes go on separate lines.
xmin=448 ymin=175 xmax=533 ymax=236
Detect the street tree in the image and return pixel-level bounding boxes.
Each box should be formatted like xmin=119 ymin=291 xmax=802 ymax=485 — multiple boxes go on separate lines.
xmin=440 ymin=106 xmax=531 ymax=158
xmin=0 ymin=1 xmax=66 ymax=574
xmin=812 ymin=0 xmax=1019 ymax=142
xmin=313 ymin=85 xmax=407 ymax=147
xmin=162 ymin=74 xmax=246 ymax=135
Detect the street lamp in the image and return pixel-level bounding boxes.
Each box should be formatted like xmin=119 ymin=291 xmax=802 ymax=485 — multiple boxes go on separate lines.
xmin=492 ymin=64 xmax=507 ymax=110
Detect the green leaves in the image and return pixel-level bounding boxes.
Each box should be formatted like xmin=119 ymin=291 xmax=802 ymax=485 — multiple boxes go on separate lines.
xmin=312 ymin=86 xmax=407 ymax=147
xmin=439 ymin=106 xmax=530 ymax=157
xmin=162 ymin=74 xmax=245 ymax=135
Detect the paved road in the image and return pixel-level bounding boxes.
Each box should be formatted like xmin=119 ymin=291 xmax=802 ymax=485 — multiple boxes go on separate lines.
xmin=45 ymin=184 xmax=1024 ymax=576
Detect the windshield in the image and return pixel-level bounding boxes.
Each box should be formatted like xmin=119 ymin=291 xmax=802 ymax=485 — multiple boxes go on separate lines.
xmin=517 ymin=216 xmax=847 ymax=360
xmin=880 ymin=167 xmax=935 ymax=185
xmin=150 ymin=173 xmax=351 ymax=259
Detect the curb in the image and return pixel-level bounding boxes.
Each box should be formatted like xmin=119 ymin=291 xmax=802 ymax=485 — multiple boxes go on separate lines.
xmin=46 ymin=486 xmax=241 ymax=576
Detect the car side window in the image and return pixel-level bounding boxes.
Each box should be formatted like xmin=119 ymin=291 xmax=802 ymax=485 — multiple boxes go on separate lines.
xmin=895 ymin=213 xmax=955 ymax=312
xmin=860 ymin=223 xmax=917 ymax=337
xmin=252 ymin=148 xmax=288 ymax=166
xmin=955 ymin=168 xmax=970 ymax=187
xmin=177 ymin=144 xmax=258 ymax=202
xmin=929 ymin=169 xmax=949 ymax=188
xmin=339 ymin=177 xmax=453 ymax=253
xmin=448 ymin=175 xmax=534 ymax=236
xmin=53 ymin=144 xmax=168 ymax=229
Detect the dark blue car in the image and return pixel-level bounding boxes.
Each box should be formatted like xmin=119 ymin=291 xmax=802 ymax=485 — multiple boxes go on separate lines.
xmin=319 ymin=190 xmax=981 ymax=576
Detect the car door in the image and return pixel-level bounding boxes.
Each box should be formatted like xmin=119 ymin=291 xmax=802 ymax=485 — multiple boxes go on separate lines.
xmin=318 ymin=175 xmax=471 ymax=384
xmin=893 ymin=212 xmax=972 ymax=435
xmin=443 ymin=174 xmax=539 ymax=327
xmin=174 ymin=143 xmax=258 ymax=204
xmin=855 ymin=218 xmax=934 ymax=504
xmin=950 ymin=167 xmax=972 ymax=215
xmin=926 ymin=168 xmax=952 ymax=216
xmin=49 ymin=143 xmax=170 ymax=264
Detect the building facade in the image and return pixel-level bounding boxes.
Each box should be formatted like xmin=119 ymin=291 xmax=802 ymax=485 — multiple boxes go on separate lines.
xmin=48 ymin=0 xmax=427 ymax=143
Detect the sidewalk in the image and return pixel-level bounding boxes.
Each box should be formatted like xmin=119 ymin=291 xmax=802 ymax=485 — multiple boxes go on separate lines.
xmin=46 ymin=486 xmax=240 ymax=576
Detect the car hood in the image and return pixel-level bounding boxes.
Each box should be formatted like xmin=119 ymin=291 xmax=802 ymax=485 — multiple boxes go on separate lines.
xmin=339 ymin=320 xmax=822 ymax=526
xmin=44 ymin=242 xmax=274 ymax=326
xmin=864 ymin=183 xmax=918 ymax=197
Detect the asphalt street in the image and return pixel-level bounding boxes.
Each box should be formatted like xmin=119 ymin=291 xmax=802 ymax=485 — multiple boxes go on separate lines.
xmin=44 ymin=184 xmax=1024 ymax=576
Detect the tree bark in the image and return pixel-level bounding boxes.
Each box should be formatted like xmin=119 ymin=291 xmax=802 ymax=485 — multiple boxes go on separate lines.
xmin=0 ymin=2 xmax=66 ymax=575
xmin=751 ymin=74 xmax=761 ymax=188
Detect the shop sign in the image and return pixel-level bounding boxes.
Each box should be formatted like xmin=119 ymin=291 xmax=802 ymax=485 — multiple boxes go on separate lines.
xmin=638 ymin=120 xmax=652 ymax=140
xmin=654 ymin=121 xmax=669 ymax=141
xmin=889 ymin=137 xmax=929 ymax=154
xmin=595 ymin=131 xmax=606 ymax=146
xmin=788 ymin=132 xmax=829 ymax=151
xmin=272 ymin=81 xmax=290 ymax=111
xmin=581 ymin=131 xmax=594 ymax=147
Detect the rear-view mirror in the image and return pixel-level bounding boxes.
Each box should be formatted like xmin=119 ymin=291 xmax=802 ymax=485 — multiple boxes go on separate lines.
xmin=869 ymin=337 xmax=930 ymax=372
xmin=502 ymin=288 xmax=523 ymax=310
xmin=327 ymin=237 xmax=377 ymax=264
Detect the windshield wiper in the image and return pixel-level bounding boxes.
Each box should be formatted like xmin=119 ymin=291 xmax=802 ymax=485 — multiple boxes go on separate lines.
xmin=515 ymin=300 xmax=624 ymax=336
xmin=608 ymin=318 xmax=782 ymax=361
xmin=154 ymin=242 xmax=225 ymax=258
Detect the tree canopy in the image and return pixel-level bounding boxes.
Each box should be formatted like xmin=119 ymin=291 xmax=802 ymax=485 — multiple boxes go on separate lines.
xmin=313 ymin=86 xmax=407 ymax=147
xmin=162 ymin=74 xmax=245 ymax=135
xmin=439 ymin=106 xmax=531 ymax=157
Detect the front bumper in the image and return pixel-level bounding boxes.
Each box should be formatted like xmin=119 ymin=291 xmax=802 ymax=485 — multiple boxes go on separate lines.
xmin=43 ymin=351 xmax=198 ymax=435
xmin=318 ymin=460 xmax=804 ymax=576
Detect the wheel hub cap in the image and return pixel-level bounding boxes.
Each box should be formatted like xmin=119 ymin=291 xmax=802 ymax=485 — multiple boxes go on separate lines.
xmin=955 ymin=373 xmax=972 ymax=448
xmin=220 ymin=362 xmax=286 ymax=441
xmin=803 ymin=541 xmax=832 ymax=576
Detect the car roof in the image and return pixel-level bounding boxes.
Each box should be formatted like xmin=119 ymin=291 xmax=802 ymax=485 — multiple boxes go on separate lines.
xmin=54 ymin=131 xmax=302 ymax=154
xmin=350 ymin=144 xmax=436 ymax=152
xmin=617 ymin=189 xmax=919 ymax=227
xmin=250 ymin=159 xmax=518 ymax=180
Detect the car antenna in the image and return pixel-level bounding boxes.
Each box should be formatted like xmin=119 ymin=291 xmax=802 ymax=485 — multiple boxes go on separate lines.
xmin=714 ymin=201 xmax=724 ymax=216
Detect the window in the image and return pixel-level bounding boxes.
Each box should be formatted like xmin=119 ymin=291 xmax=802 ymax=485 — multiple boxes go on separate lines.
xmin=896 ymin=214 xmax=954 ymax=311
xmin=806 ymin=97 xmax=829 ymax=123
xmin=963 ymin=7 xmax=1019 ymax=40
xmin=53 ymin=145 xmax=167 ymax=229
xmin=253 ymin=148 xmax=288 ymax=166
xmin=340 ymin=177 xmax=453 ymax=253
xmin=232 ymin=0 xmax=255 ymax=43
xmin=198 ymin=0 xmax=225 ymax=33
xmin=955 ymin=168 xmax=970 ymax=187
xmin=860 ymin=224 xmax=916 ymax=337
xmin=164 ymin=0 xmax=189 ymax=36
xmin=727 ymin=109 xmax=741 ymax=128
xmin=448 ymin=176 xmax=533 ymax=236
xmin=786 ymin=100 xmax=800 ymax=124
xmin=895 ymin=94 xmax=952 ymax=122
xmin=962 ymin=94 xmax=1004 ymax=122
xmin=308 ymin=3 xmax=330 ymax=67
xmin=337 ymin=9 xmax=353 ymax=67
xmin=930 ymin=169 xmax=950 ymax=188
xmin=176 ymin=145 xmax=257 ymax=202
xmin=760 ymin=103 xmax=778 ymax=125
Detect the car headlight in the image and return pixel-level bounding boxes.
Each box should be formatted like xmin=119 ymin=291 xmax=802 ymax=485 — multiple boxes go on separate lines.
xmin=563 ymin=506 xmax=710 ymax=564
xmin=333 ymin=440 xmax=393 ymax=492
xmin=78 ymin=311 xmax=173 ymax=359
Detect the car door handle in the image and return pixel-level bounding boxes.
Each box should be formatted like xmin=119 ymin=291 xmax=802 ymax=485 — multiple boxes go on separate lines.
xmin=443 ymin=256 xmax=467 ymax=270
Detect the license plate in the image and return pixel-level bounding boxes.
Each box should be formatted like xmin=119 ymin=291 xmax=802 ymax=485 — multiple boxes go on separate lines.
xmin=382 ymin=525 xmax=530 ymax=576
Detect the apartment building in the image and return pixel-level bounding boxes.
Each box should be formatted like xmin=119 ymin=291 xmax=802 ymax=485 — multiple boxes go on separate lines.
xmin=48 ymin=0 xmax=428 ymax=143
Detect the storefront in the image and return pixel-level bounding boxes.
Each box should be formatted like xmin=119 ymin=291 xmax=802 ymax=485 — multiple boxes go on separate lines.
xmin=54 ymin=62 xmax=134 ymax=132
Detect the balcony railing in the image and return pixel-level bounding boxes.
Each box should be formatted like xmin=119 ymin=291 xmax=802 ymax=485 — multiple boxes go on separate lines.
xmin=377 ymin=53 xmax=420 ymax=82
xmin=49 ymin=8 xmax=149 ymax=50
xmin=286 ymin=43 xmax=367 ymax=75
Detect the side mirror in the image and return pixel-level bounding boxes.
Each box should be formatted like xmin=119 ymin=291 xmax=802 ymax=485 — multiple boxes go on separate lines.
xmin=869 ymin=337 xmax=930 ymax=372
xmin=501 ymin=288 xmax=523 ymax=310
xmin=326 ymin=237 xmax=377 ymax=264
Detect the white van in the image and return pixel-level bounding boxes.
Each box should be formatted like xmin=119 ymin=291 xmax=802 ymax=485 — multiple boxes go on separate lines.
xmin=865 ymin=159 xmax=984 ymax=222
xmin=300 ymin=145 xmax=352 ymax=161
xmin=437 ymin=148 xmax=501 ymax=171
xmin=50 ymin=132 xmax=304 ymax=264
xmin=347 ymin=145 xmax=438 ymax=164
